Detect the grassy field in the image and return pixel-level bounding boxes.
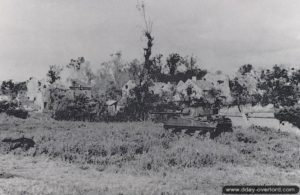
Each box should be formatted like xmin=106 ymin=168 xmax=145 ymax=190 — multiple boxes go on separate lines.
xmin=0 ymin=113 xmax=299 ymax=194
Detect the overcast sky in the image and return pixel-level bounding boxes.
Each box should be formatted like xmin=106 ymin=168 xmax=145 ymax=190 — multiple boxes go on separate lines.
xmin=1 ymin=0 xmax=300 ymax=81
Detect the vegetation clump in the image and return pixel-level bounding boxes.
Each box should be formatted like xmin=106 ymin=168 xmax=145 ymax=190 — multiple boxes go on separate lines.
xmin=0 ymin=100 xmax=28 ymax=119
xmin=275 ymin=106 xmax=300 ymax=129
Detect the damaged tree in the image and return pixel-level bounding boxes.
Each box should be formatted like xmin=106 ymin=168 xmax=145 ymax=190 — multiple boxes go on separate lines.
xmin=125 ymin=1 xmax=158 ymax=120
xmin=138 ymin=1 xmax=153 ymax=74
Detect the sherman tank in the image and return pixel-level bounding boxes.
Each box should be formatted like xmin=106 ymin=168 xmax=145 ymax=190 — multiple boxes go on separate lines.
xmin=151 ymin=102 xmax=233 ymax=138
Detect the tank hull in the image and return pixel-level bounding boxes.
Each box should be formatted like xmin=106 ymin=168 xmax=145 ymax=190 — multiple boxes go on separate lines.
xmin=163 ymin=117 xmax=233 ymax=137
xmin=164 ymin=118 xmax=216 ymax=130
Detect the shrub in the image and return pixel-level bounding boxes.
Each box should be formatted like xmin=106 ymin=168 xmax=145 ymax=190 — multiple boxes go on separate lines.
xmin=274 ymin=106 xmax=300 ymax=129
xmin=52 ymin=93 xmax=106 ymax=122
xmin=0 ymin=100 xmax=28 ymax=119
xmin=0 ymin=101 xmax=13 ymax=112
xmin=6 ymin=109 xmax=28 ymax=119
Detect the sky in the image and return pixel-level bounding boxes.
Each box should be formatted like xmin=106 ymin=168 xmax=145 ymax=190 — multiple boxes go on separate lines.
xmin=1 ymin=0 xmax=300 ymax=81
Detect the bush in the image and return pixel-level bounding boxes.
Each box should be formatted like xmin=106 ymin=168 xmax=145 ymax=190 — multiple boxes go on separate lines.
xmin=274 ymin=106 xmax=300 ymax=129
xmin=0 ymin=101 xmax=28 ymax=119
xmin=0 ymin=101 xmax=12 ymax=112
xmin=52 ymin=94 xmax=106 ymax=122
xmin=6 ymin=109 xmax=28 ymax=119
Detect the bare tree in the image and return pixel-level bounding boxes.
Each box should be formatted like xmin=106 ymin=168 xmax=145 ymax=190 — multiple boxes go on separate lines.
xmin=137 ymin=1 xmax=153 ymax=73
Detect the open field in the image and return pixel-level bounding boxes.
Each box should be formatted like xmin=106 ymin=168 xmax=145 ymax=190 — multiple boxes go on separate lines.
xmin=0 ymin=113 xmax=299 ymax=194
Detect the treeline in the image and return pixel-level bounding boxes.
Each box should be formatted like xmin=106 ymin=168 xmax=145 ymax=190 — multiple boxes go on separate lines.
xmin=47 ymin=57 xmax=300 ymax=122
xmin=2 ymin=54 xmax=300 ymax=123
xmin=229 ymin=64 xmax=300 ymax=128
xmin=230 ymin=64 xmax=300 ymax=109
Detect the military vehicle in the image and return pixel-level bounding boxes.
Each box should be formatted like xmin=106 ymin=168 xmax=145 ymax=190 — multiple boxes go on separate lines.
xmin=151 ymin=100 xmax=233 ymax=138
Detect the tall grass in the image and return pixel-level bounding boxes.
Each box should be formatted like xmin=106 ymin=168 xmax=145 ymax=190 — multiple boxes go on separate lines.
xmin=0 ymin=113 xmax=299 ymax=175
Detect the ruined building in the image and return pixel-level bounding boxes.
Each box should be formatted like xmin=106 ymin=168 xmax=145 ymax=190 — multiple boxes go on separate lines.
xmin=17 ymin=77 xmax=49 ymax=112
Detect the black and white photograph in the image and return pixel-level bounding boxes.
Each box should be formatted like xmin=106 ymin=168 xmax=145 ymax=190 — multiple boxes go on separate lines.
xmin=0 ymin=0 xmax=299 ymax=194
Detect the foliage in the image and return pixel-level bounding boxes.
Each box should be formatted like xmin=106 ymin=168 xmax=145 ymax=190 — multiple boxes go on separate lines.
xmin=167 ymin=53 xmax=182 ymax=76
xmin=122 ymin=86 xmax=159 ymax=121
xmin=153 ymin=53 xmax=207 ymax=83
xmin=1 ymin=80 xmax=15 ymax=92
xmin=0 ymin=100 xmax=17 ymax=113
xmin=230 ymin=64 xmax=300 ymax=110
xmin=118 ymin=58 xmax=160 ymax=120
xmin=1 ymin=80 xmax=27 ymax=98
xmin=290 ymin=68 xmax=300 ymax=85
xmin=66 ymin=57 xmax=85 ymax=70
xmin=238 ymin=64 xmax=253 ymax=75
xmin=229 ymin=78 xmax=259 ymax=110
xmin=147 ymin=54 xmax=164 ymax=81
xmin=274 ymin=106 xmax=300 ymax=128
xmin=124 ymin=53 xmax=207 ymax=120
xmin=229 ymin=64 xmax=262 ymax=111
xmin=258 ymin=65 xmax=298 ymax=107
xmin=0 ymin=100 xmax=28 ymax=119
xmin=47 ymin=65 xmax=63 ymax=84
xmin=128 ymin=59 xmax=144 ymax=83
xmin=13 ymin=81 xmax=27 ymax=92
xmin=205 ymin=87 xmax=225 ymax=109
xmin=0 ymin=81 xmax=28 ymax=118
xmin=52 ymin=93 xmax=105 ymax=122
